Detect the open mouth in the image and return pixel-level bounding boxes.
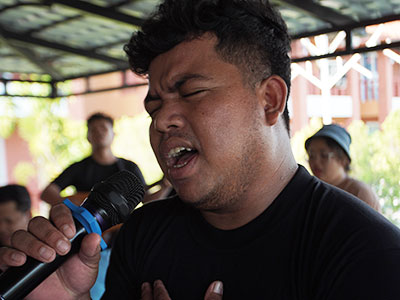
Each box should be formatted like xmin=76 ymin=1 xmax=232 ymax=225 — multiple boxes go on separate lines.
xmin=167 ymin=147 xmax=198 ymax=168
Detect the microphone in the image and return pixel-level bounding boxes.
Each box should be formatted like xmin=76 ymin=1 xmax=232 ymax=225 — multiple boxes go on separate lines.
xmin=0 ymin=170 xmax=145 ymax=300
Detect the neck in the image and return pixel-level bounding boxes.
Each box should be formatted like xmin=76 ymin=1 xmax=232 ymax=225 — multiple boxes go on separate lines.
xmin=91 ymin=147 xmax=116 ymax=165
xmin=333 ymin=172 xmax=349 ymax=188
xmin=202 ymin=153 xmax=298 ymax=230
xmin=329 ymin=170 xmax=348 ymax=187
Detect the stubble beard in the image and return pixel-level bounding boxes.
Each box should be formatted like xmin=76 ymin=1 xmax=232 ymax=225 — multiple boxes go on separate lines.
xmin=188 ymin=138 xmax=261 ymax=213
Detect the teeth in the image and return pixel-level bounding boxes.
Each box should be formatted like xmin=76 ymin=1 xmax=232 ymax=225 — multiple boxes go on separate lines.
xmin=168 ymin=147 xmax=193 ymax=158
xmin=174 ymin=161 xmax=188 ymax=168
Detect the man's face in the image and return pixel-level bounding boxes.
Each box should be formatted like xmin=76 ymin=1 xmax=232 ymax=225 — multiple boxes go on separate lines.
xmin=87 ymin=119 xmax=114 ymax=149
xmin=145 ymin=34 xmax=268 ymax=211
xmin=0 ymin=201 xmax=30 ymax=247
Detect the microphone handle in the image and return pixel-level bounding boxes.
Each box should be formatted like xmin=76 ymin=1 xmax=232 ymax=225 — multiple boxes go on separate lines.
xmin=0 ymin=220 xmax=87 ymax=300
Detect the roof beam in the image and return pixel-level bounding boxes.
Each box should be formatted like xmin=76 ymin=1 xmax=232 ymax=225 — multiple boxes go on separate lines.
xmin=108 ymin=0 xmax=132 ymax=10
xmin=0 ymin=26 xmax=129 ymax=69
xmin=291 ymin=40 xmax=400 ymax=62
xmin=27 ymin=15 xmax=83 ymax=35
xmin=280 ymin=0 xmax=354 ymax=26
xmin=48 ymin=0 xmax=144 ymax=26
xmin=292 ymin=13 xmax=400 ymax=39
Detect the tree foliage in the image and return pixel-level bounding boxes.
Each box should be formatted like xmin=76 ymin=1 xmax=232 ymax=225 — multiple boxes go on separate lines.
xmin=349 ymin=111 xmax=400 ymax=225
xmin=15 ymin=98 xmax=90 ymax=187
xmin=0 ymin=98 xmax=17 ymax=139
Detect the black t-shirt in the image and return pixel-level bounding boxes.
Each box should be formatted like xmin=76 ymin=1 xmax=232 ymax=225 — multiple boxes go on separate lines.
xmin=103 ymin=165 xmax=400 ymax=300
xmin=52 ymin=156 xmax=146 ymax=192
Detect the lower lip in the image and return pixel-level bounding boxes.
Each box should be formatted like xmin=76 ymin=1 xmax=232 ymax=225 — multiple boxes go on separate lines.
xmin=167 ymin=153 xmax=198 ymax=181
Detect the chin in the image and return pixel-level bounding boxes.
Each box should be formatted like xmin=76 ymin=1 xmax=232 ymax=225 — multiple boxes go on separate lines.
xmin=178 ymin=190 xmax=211 ymax=209
xmin=177 ymin=191 xmax=201 ymax=207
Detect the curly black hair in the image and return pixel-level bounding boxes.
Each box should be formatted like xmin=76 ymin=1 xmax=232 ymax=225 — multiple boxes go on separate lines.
xmin=124 ymin=0 xmax=291 ymax=132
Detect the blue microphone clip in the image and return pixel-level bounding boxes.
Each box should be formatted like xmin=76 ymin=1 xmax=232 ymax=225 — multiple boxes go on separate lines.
xmin=63 ymin=199 xmax=108 ymax=250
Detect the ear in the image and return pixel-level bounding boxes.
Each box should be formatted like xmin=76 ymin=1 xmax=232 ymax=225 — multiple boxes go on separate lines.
xmin=87 ymin=130 xmax=92 ymax=144
xmin=256 ymin=75 xmax=288 ymax=126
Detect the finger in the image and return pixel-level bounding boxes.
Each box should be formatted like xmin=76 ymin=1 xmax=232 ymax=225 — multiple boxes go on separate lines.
xmin=27 ymin=216 xmax=71 ymax=257
xmin=204 ymin=281 xmax=223 ymax=300
xmin=50 ymin=203 xmax=76 ymax=239
xmin=11 ymin=229 xmax=58 ymax=262
xmin=153 ymin=280 xmax=171 ymax=300
xmin=141 ymin=282 xmax=153 ymax=300
xmin=0 ymin=247 xmax=27 ymax=271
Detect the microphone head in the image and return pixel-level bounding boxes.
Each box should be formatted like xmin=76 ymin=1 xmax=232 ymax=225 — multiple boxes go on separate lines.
xmin=83 ymin=170 xmax=145 ymax=229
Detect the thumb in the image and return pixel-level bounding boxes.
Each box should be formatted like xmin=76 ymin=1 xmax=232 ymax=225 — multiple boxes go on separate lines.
xmin=79 ymin=233 xmax=102 ymax=266
xmin=55 ymin=233 xmax=102 ymax=296
xmin=204 ymin=281 xmax=223 ymax=300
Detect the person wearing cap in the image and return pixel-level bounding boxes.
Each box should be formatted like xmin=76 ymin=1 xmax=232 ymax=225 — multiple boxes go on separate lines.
xmin=305 ymin=124 xmax=380 ymax=211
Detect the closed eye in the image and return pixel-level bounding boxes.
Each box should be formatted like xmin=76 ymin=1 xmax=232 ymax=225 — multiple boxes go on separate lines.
xmin=182 ymin=89 xmax=205 ymax=98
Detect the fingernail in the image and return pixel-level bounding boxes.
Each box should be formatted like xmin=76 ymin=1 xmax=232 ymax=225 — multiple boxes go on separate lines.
xmin=154 ymin=279 xmax=160 ymax=286
xmin=213 ymin=281 xmax=223 ymax=295
xmin=141 ymin=282 xmax=149 ymax=291
xmin=11 ymin=252 xmax=25 ymax=263
xmin=56 ymin=239 xmax=70 ymax=253
xmin=39 ymin=246 xmax=53 ymax=260
xmin=61 ymin=225 xmax=74 ymax=238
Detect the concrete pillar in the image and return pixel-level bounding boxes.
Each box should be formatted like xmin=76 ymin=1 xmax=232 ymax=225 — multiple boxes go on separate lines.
xmin=290 ymin=73 xmax=309 ymax=134
xmin=290 ymin=40 xmax=309 ymax=134
xmin=347 ymin=69 xmax=361 ymax=121
xmin=377 ymin=51 xmax=393 ymax=124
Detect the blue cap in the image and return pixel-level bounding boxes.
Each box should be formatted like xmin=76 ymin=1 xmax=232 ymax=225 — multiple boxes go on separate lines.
xmin=305 ymin=124 xmax=351 ymax=161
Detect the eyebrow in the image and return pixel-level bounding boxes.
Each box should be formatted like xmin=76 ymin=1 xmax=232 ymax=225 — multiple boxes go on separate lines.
xmin=172 ymin=74 xmax=208 ymax=90
xmin=144 ymin=73 xmax=210 ymax=104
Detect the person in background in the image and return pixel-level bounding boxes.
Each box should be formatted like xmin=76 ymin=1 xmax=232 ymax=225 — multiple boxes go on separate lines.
xmin=0 ymin=184 xmax=31 ymax=247
xmin=40 ymin=112 xmax=146 ymax=206
xmin=2 ymin=1 xmax=400 ymax=299
xmin=305 ymin=124 xmax=381 ymax=211
xmin=39 ymin=112 xmax=146 ymax=300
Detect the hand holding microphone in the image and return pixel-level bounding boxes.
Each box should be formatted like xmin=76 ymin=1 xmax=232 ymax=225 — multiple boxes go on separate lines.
xmin=0 ymin=170 xmax=144 ymax=300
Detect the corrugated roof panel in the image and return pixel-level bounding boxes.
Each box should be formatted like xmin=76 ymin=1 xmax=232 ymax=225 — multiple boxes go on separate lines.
xmin=118 ymin=0 xmax=161 ymax=18
xmin=1 ymin=56 xmax=42 ymax=74
xmin=317 ymin=0 xmax=400 ymax=21
xmin=52 ymin=55 xmax=114 ymax=77
xmin=97 ymin=42 xmax=130 ymax=59
xmin=34 ymin=15 xmax=137 ymax=49
xmin=272 ymin=0 xmax=334 ymax=36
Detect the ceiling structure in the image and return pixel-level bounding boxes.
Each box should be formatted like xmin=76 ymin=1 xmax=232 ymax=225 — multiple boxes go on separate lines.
xmin=0 ymin=0 xmax=399 ymax=98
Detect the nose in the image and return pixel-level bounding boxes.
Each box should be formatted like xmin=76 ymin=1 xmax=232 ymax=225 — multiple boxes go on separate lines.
xmin=153 ymin=101 xmax=186 ymax=133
